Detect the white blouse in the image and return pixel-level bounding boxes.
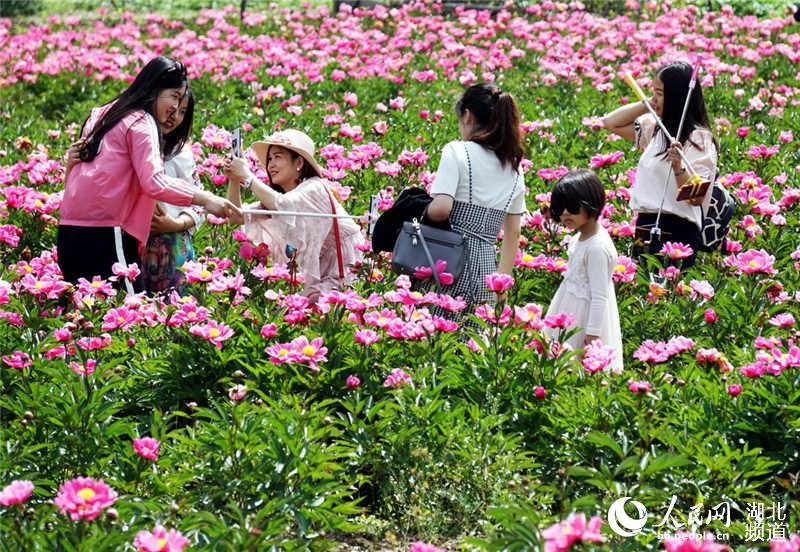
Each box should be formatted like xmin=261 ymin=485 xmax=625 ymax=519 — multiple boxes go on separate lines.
xmin=161 ymin=145 xmax=205 ymax=233
xmin=430 ymin=140 xmax=527 ymax=214
xmin=630 ymin=114 xmax=717 ymax=229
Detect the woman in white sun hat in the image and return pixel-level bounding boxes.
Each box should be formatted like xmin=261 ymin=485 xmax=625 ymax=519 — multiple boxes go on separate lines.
xmin=224 ymin=129 xmax=364 ymax=300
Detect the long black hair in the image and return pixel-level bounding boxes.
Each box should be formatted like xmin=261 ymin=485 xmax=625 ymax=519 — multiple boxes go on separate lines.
xmin=456 ymin=83 xmax=524 ymax=170
xmin=164 ymin=87 xmax=194 ymax=160
xmin=655 ymin=61 xmax=717 ymax=157
xmin=79 ymin=56 xmax=188 ymax=162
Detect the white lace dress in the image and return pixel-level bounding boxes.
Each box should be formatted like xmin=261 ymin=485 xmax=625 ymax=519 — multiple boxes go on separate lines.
xmin=545 ymin=227 xmax=623 ymax=372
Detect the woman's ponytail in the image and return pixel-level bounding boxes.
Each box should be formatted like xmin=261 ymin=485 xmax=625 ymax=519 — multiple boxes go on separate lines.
xmin=457 ymin=84 xmax=524 ymax=171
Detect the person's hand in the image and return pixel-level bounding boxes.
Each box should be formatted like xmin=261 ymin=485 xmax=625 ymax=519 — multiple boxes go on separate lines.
xmin=203 ymin=193 xmax=242 ymax=219
xmin=65 ymin=138 xmax=87 ymax=171
xmin=687 ymin=195 xmax=705 ymax=206
xmin=667 ymin=141 xmax=683 ymax=171
xmin=583 ymin=335 xmax=599 ymax=348
xmin=227 ymin=157 xmax=252 ymax=183
xmin=150 ymin=210 xmax=183 ymax=234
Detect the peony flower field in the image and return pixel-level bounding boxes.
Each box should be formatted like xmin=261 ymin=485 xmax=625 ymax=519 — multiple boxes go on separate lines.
xmin=1 ymin=1 xmax=799 ymax=550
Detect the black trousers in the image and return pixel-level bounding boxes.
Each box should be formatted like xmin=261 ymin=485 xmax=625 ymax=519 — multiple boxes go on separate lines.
xmin=633 ymin=212 xmax=700 ymax=268
xmin=57 ymin=225 xmax=143 ymax=291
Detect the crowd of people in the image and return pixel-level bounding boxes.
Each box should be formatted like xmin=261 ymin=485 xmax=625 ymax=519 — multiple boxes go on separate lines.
xmin=60 ymin=55 xmax=719 ymax=368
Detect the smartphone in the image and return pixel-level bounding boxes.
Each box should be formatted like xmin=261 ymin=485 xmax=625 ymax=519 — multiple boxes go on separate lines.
xmin=232 ymin=128 xmax=241 ymax=158
xmin=367 ymin=194 xmax=379 ymax=236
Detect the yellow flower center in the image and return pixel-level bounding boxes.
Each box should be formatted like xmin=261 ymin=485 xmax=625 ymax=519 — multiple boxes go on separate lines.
xmin=302 ymin=345 xmax=317 ymax=356
xmin=748 ymin=260 xmax=758 ymax=267
xmin=77 ymin=488 xmax=96 ymax=501
xmin=210 ymin=328 xmax=220 ymax=338
xmin=117 ymin=316 xmax=125 ymax=324
xmin=378 ymin=317 xmax=387 ymax=324
xmin=522 ymin=254 xmax=533 ymax=263
xmin=158 ymin=539 xmax=167 ymax=548
xmin=278 ymin=348 xmax=289 ymax=357
xmin=200 ymin=270 xmax=211 ymax=278
xmin=34 ymin=281 xmax=44 ymax=289
xmin=614 ymin=264 xmax=626 ymax=273
xmin=555 ymin=260 xmax=565 ymax=267
xmin=91 ymin=281 xmax=101 ymax=288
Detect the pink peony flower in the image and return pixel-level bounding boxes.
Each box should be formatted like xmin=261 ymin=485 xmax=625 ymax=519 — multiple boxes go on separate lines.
xmin=69 ymin=359 xmax=96 ymax=376
xmin=413 ymin=259 xmax=454 ymax=286
xmin=485 ymin=272 xmax=514 ymax=292
xmin=704 ymin=309 xmax=718 ymax=323
xmin=133 ymin=437 xmax=160 ymax=461
xmin=770 ymin=534 xmax=800 ymax=552
xmin=54 ymin=477 xmax=117 ymax=521
xmin=589 ymin=150 xmax=623 ymax=168
xmin=228 ymin=384 xmax=248 ymax=401
xmin=0 ymin=480 xmax=34 ymax=506
xmin=2 ymin=351 xmax=32 ymax=369
xmin=612 ymin=256 xmax=637 ymax=283
xmin=408 ymin=543 xmax=445 ymax=552
xmin=734 ymin=249 xmax=777 ymax=275
xmin=769 ymin=313 xmax=795 ymax=328
xmin=265 ymin=341 xmax=298 ymax=365
xmin=628 ymin=380 xmax=652 ymax=393
xmin=660 ymin=242 xmax=693 ymax=260
xmin=745 ymin=144 xmax=779 ymax=159
xmin=345 ymin=375 xmax=361 ymax=388
xmin=112 ymin=262 xmax=141 ymax=281
xmin=290 ymin=336 xmax=328 ymax=372
xmin=544 ymin=312 xmax=576 ymax=330
xmin=189 ymin=320 xmax=234 ymax=349
xmin=260 ymin=323 xmax=278 ymax=338
xmin=383 ymin=368 xmax=412 ymax=389
xmin=354 ymin=329 xmax=380 ymax=345
xmin=582 ymin=340 xmax=617 ymax=374
xmin=534 ymin=386 xmax=547 ymax=399
xmin=201 ymin=124 xmax=232 ymax=149
xmin=134 ymin=524 xmax=190 ymax=552
xmin=541 ymin=513 xmax=605 ymax=551
xmin=727 ymin=384 xmax=743 ymax=397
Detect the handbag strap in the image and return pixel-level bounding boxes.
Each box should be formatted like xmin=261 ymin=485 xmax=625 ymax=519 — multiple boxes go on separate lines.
xmin=413 ymin=219 xmax=442 ymax=294
xmin=463 ymin=142 xmax=520 ymax=233
xmin=324 ymin=186 xmax=345 ymax=280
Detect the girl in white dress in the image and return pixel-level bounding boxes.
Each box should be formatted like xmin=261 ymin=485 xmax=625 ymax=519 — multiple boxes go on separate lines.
xmin=545 ymin=169 xmax=623 ymax=372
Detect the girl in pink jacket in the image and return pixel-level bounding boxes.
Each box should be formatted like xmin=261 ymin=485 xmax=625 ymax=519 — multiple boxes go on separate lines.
xmin=58 ymin=56 xmax=238 ymax=292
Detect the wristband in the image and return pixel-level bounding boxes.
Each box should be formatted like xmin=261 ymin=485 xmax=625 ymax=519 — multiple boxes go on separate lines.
xmin=240 ymin=175 xmax=253 ymax=189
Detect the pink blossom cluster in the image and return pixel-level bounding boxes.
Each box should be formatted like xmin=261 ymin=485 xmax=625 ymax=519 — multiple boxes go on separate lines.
xmin=633 ymin=336 xmax=695 ymax=364
xmin=265 ymin=336 xmax=328 ymax=372
xmin=541 ymin=513 xmax=604 ymax=551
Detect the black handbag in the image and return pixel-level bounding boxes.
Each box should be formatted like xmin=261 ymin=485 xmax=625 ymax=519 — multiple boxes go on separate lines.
xmin=391 ymin=218 xmax=466 ymax=292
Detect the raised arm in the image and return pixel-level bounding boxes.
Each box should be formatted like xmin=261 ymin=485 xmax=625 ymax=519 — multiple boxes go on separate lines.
xmin=601 ymin=101 xmax=649 ymax=142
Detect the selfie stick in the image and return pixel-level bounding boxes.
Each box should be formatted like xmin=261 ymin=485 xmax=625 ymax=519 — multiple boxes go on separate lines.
xmin=241 ymin=207 xmax=373 ymax=223
xmin=623 ymin=72 xmax=697 ymax=176
xmin=675 ymin=64 xmax=700 ymax=146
